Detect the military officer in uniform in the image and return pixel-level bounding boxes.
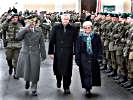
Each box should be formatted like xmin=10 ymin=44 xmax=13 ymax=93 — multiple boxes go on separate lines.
xmin=16 ymin=15 xmax=46 ymax=96
xmin=1 ymin=13 xmax=23 ymax=79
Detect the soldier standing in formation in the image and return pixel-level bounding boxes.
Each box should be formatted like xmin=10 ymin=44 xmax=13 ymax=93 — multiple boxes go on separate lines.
xmin=94 ymin=12 xmax=133 ymax=93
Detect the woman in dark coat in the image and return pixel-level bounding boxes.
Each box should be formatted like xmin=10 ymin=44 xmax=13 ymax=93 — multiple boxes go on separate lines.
xmin=75 ymin=21 xmax=103 ymax=96
xmin=48 ymin=14 xmax=78 ymax=94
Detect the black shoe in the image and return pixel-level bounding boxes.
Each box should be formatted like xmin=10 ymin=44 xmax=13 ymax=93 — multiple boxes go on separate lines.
xmin=129 ymin=88 xmax=133 ymax=93
xmin=107 ymin=72 xmax=117 ymax=77
xmin=13 ymin=75 xmax=19 ymax=80
xmin=13 ymin=68 xmax=19 ymax=79
xmin=104 ymin=69 xmax=112 ymax=73
xmin=120 ymin=81 xmax=128 ymax=87
xmin=113 ymin=76 xmax=120 ymax=80
xmin=127 ymin=86 xmax=133 ymax=91
xmin=25 ymin=81 xmax=30 ymax=89
xmin=115 ymin=77 xmax=127 ymax=84
xmin=64 ymin=89 xmax=71 ymax=94
xmin=100 ymin=65 xmax=107 ymax=70
xmin=123 ymin=82 xmax=133 ymax=88
xmin=9 ymin=69 xmax=13 ymax=75
xmin=32 ymin=91 xmax=38 ymax=96
xmin=85 ymin=90 xmax=92 ymax=97
xmin=57 ymin=81 xmax=61 ymax=88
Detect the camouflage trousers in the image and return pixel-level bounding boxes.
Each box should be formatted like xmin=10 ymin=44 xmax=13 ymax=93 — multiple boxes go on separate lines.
xmin=110 ymin=51 xmax=117 ymax=70
xmin=128 ymin=59 xmax=133 ymax=79
xmin=105 ymin=50 xmax=110 ymax=60
xmin=106 ymin=51 xmax=112 ymax=69
xmin=5 ymin=48 xmax=20 ymax=68
xmin=102 ymin=50 xmax=110 ymax=69
xmin=116 ymin=55 xmax=127 ymax=76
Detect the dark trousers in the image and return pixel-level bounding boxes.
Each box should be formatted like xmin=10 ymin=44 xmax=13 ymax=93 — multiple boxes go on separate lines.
xmin=56 ymin=74 xmax=71 ymax=90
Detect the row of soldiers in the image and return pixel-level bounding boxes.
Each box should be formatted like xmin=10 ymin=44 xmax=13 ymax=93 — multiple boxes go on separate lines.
xmin=91 ymin=12 xmax=133 ymax=93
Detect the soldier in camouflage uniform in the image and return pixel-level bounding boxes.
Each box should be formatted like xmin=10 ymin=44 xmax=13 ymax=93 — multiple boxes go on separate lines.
xmin=99 ymin=13 xmax=112 ymax=71
xmin=93 ymin=13 xmax=102 ymax=35
xmin=1 ymin=13 xmax=23 ymax=78
xmin=121 ymin=14 xmax=133 ymax=92
xmin=38 ymin=13 xmax=51 ymax=41
xmin=106 ymin=14 xmax=120 ymax=77
xmin=113 ymin=14 xmax=129 ymax=83
xmin=0 ymin=12 xmax=10 ymax=47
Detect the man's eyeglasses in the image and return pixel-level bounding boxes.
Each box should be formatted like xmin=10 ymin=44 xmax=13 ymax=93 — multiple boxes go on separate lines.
xmin=83 ymin=27 xmax=91 ymax=29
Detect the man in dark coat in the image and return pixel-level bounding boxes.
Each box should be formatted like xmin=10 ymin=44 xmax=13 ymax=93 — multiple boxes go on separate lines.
xmin=48 ymin=14 xmax=78 ymax=94
xmin=75 ymin=21 xmax=103 ymax=96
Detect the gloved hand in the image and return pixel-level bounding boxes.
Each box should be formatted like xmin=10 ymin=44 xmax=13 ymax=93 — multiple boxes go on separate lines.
xmin=98 ymin=59 xmax=102 ymax=64
xmin=75 ymin=59 xmax=81 ymax=66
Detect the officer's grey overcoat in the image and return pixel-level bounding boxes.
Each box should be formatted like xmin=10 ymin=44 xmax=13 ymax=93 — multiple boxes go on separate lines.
xmin=16 ymin=26 xmax=46 ymax=83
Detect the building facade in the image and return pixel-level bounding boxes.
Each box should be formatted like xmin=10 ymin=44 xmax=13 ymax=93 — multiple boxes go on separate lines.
xmin=0 ymin=0 xmax=132 ymax=15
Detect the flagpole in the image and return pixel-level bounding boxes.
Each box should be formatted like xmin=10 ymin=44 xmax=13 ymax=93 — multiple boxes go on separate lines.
xmin=96 ymin=0 xmax=102 ymax=13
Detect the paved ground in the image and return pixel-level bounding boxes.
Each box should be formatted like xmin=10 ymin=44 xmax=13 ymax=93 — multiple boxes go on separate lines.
xmin=0 ymin=43 xmax=133 ymax=100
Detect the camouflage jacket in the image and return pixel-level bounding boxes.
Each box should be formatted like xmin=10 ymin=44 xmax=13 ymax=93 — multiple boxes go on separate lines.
xmin=2 ymin=20 xmax=23 ymax=48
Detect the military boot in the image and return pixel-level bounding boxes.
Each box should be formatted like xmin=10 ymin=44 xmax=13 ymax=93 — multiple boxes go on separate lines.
xmin=130 ymin=88 xmax=133 ymax=93
xmin=7 ymin=59 xmax=13 ymax=75
xmin=25 ymin=81 xmax=30 ymax=89
xmin=113 ymin=75 xmax=120 ymax=80
xmin=127 ymin=86 xmax=133 ymax=91
xmin=13 ymin=68 xmax=19 ymax=79
xmin=123 ymin=80 xmax=133 ymax=88
xmin=100 ymin=64 xmax=107 ymax=70
xmin=116 ymin=75 xmax=127 ymax=84
xmin=104 ymin=66 xmax=113 ymax=73
xmin=127 ymin=86 xmax=133 ymax=93
xmin=121 ymin=81 xmax=128 ymax=86
xmin=107 ymin=69 xmax=117 ymax=77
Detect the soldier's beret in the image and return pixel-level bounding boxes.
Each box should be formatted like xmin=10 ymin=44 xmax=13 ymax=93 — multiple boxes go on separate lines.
xmin=98 ymin=12 xmax=103 ymax=15
xmin=11 ymin=13 xmax=18 ymax=17
xmin=106 ymin=13 xmax=112 ymax=17
xmin=9 ymin=13 xmax=18 ymax=19
xmin=24 ymin=15 xmax=35 ymax=20
xmin=103 ymin=12 xmax=108 ymax=16
xmin=40 ymin=11 xmax=46 ymax=14
xmin=129 ymin=14 xmax=133 ymax=18
xmin=113 ymin=14 xmax=119 ymax=18
xmin=120 ymin=13 xmax=128 ymax=19
xmin=24 ymin=15 xmax=38 ymax=24
xmin=108 ymin=13 xmax=113 ymax=17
